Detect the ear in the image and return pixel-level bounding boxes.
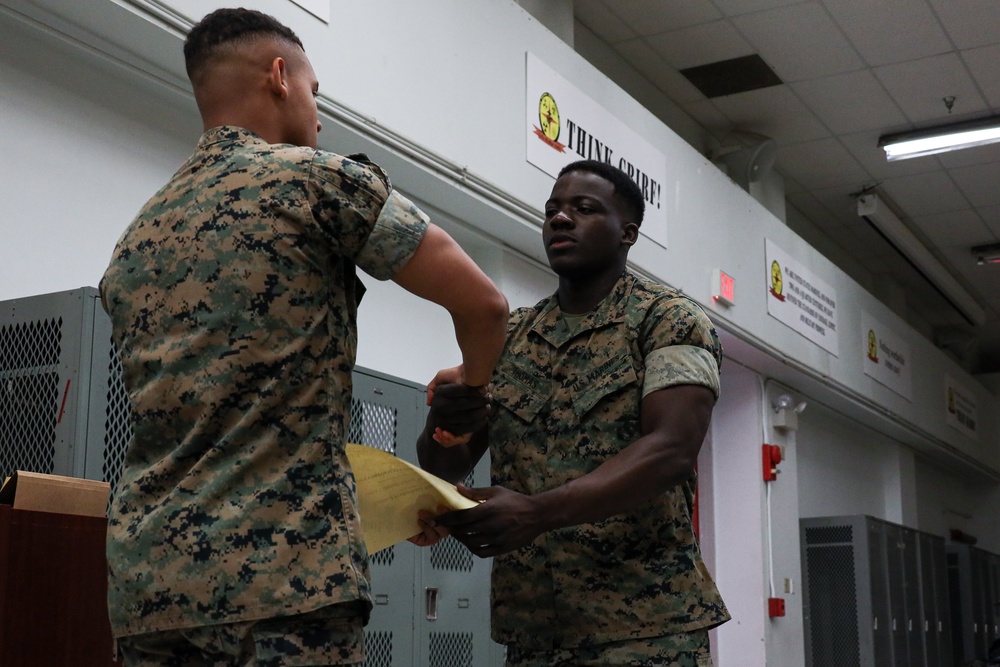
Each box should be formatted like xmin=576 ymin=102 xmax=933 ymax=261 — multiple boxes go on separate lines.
xmin=267 ymin=56 xmax=289 ymax=99
xmin=621 ymin=222 xmax=639 ymax=247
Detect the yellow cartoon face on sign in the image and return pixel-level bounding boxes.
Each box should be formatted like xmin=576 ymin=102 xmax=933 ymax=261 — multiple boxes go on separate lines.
xmin=770 ymin=260 xmax=783 ymax=297
xmin=538 ymin=92 xmax=560 ymax=142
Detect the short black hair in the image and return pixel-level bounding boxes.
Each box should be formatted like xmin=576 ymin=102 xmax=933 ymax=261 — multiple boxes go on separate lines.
xmin=184 ymin=8 xmax=304 ymax=81
xmin=557 ymin=160 xmax=645 ymax=227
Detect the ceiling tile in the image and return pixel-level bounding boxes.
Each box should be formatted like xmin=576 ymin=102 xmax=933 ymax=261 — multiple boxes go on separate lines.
xmin=605 ymin=0 xmax=722 ymax=36
xmin=646 ymin=20 xmax=755 ymax=70
xmin=911 ymin=208 xmax=994 ymax=249
xmin=823 ymin=0 xmax=953 ymax=66
xmin=573 ymin=0 xmax=637 ymax=44
xmin=961 ymin=44 xmax=1000 ymax=109
xmin=950 ymin=162 xmax=1000 ymax=208
xmin=791 ymin=70 xmax=906 ymax=135
xmin=710 ymin=85 xmax=830 ymax=144
xmin=614 ymin=39 xmax=705 ymax=104
xmin=713 ymin=0 xmax=806 ymax=17
xmin=926 ymin=0 xmax=1000 ymax=50
xmin=786 ymin=189 xmax=841 ymax=227
xmin=976 ymin=205 xmax=1000 ymax=238
xmin=680 ymin=99 xmax=734 ymax=135
xmin=808 ymin=182 xmax=871 ymax=223
xmin=880 ymin=171 xmax=971 ymax=216
xmin=935 ymin=140 xmax=1000 ymax=170
xmin=733 ymin=3 xmax=865 ymax=82
xmin=776 ymin=137 xmax=870 ymax=189
xmin=874 ymin=53 xmax=988 ymax=125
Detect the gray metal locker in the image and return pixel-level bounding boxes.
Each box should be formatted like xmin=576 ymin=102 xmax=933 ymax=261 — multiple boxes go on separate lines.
xmin=802 ymin=516 xmax=954 ymax=667
xmin=802 ymin=515 xmax=890 ymax=667
xmin=882 ymin=522 xmax=910 ymax=665
xmin=0 ymin=287 xmax=131 ymax=491
xmin=917 ymin=531 xmax=954 ymax=667
xmin=348 ymin=369 xmax=423 ymax=667
xmin=949 ymin=543 xmax=1000 ymax=663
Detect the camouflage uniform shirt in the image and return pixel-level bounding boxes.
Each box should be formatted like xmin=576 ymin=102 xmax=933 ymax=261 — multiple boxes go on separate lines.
xmin=99 ymin=126 xmax=428 ymax=637
xmin=488 ymin=271 xmax=730 ymax=649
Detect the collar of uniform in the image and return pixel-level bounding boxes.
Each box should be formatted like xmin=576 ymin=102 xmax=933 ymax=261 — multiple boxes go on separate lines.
xmin=197 ymin=126 xmax=269 ymax=151
xmin=530 ymin=272 xmax=635 ymax=348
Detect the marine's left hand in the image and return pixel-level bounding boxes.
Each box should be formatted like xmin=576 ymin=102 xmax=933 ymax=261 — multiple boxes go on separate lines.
xmin=432 ymin=485 xmax=544 ymax=558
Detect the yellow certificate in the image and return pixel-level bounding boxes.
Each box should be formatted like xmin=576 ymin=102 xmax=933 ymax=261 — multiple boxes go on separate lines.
xmin=346 ymin=443 xmax=477 ymax=554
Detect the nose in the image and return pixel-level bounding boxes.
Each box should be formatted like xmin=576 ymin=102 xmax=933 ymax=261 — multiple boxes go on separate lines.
xmin=317 ymin=120 xmax=323 ymax=134
xmin=548 ymin=209 xmax=572 ymax=227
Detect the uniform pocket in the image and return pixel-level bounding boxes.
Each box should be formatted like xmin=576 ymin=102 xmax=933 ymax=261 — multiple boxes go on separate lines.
xmin=570 ymin=353 xmax=637 ymax=418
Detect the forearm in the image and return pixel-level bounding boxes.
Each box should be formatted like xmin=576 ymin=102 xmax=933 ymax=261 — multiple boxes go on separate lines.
xmin=450 ymin=307 xmax=507 ymax=387
xmin=531 ymin=434 xmax=696 ymax=531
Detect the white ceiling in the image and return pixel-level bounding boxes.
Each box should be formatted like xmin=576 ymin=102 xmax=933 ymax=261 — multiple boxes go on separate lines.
xmin=572 ymin=0 xmax=1000 ymax=375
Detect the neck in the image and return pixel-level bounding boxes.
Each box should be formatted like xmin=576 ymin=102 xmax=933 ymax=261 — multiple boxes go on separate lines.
xmin=556 ymin=266 xmax=625 ymax=314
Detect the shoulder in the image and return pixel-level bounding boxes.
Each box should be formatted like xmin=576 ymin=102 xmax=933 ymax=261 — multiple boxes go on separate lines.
xmin=628 ymin=275 xmax=722 ymax=363
xmin=306 ymin=149 xmax=391 ymax=199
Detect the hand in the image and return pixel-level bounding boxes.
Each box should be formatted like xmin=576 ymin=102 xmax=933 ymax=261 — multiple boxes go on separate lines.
xmin=426 ymin=365 xmax=466 ymax=405
xmin=433 ymin=485 xmax=545 ymax=558
xmin=426 ymin=383 xmax=490 ymax=447
xmin=407 ymin=508 xmax=450 ymax=547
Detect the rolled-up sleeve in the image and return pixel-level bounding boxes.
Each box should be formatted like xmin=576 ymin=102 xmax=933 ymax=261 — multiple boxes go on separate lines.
xmin=643 ymin=345 xmax=720 ymax=398
xmin=354 ymin=189 xmax=429 ymax=280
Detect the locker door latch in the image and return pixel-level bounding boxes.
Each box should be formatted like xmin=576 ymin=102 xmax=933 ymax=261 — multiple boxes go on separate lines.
xmin=425 ymin=587 xmax=438 ymax=621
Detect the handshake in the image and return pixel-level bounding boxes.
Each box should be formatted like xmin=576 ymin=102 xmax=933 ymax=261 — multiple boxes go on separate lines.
xmin=424 ymin=381 xmax=492 ymax=446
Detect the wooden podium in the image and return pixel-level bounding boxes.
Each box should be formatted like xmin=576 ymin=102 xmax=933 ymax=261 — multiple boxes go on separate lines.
xmin=0 ymin=505 xmax=120 ymax=665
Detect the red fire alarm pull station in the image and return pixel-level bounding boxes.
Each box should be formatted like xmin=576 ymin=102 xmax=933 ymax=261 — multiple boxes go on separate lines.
xmin=768 ymin=597 xmax=786 ymax=617
xmin=762 ymin=444 xmax=782 ymax=482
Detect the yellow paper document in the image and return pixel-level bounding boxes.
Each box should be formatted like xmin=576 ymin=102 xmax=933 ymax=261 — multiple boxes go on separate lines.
xmin=346 ymin=443 xmax=477 ymax=554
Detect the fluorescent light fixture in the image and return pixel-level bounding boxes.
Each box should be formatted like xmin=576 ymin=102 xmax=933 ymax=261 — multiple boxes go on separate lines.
xmin=880 ymin=115 xmax=1000 ymax=161
xmin=857 ymin=193 xmax=985 ymax=326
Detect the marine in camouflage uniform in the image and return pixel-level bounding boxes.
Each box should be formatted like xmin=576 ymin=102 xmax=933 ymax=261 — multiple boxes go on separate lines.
xmin=99 ymin=10 xmax=507 ymax=666
xmin=488 ymin=271 xmax=729 ymax=662
xmin=419 ymin=160 xmax=729 ymax=666
xmin=100 ymin=126 xmax=428 ymax=639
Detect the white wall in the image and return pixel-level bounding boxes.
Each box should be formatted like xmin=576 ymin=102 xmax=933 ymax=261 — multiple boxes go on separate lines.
xmin=0 ymin=14 xmax=196 ymax=301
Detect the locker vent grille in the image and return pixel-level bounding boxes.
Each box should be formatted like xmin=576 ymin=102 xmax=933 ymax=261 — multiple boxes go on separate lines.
xmin=805 ymin=525 xmax=852 ymax=545
xmin=103 ymin=341 xmax=132 ymax=502
xmin=428 ymin=631 xmax=473 ymax=667
xmin=0 ymin=318 xmax=62 ymax=478
xmin=806 ymin=544 xmax=860 ymax=667
xmin=430 ymin=536 xmax=474 ymax=572
xmin=348 ymin=399 xmax=397 ymax=454
xmin=348 ymin=399 xmax=399 ymax=566
xmin=363 ymin=630 xmax=392 ymax=667
xmin=428 ymin=469 xmax=477 ymax=571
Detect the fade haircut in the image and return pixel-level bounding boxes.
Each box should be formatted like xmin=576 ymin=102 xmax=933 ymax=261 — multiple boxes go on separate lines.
xmin=184 ymin=8 xmax=304 ymax=82
xmin=557 ymin=160 xmax=645 ymax=227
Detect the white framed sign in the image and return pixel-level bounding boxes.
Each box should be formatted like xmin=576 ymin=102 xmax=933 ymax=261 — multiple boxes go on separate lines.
xmin=765 ymin=239 xmax=839 ymax=356
xmin=861 ymin=310 xmax=912 ymax=400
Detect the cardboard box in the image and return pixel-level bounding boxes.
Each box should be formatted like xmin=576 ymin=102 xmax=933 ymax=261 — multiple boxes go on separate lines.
xmin=0 ymin=471 xmax=110 ymax=518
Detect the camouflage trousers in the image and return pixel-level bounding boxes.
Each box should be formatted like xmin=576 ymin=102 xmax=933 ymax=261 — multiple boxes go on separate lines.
xmin=117 ymin=603 xmax=365 ymax=667
xmin=505 ymin=628 xmax=713 ymax=667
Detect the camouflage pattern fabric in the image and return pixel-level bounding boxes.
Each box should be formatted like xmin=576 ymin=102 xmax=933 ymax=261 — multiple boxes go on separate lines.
xmin=505 ymin=627 xmax=713 ymax=666
xmin=117 ymin=601 xmax=365 ymax=666
xmin=488 ymin=272 xmax=730 ymax=649
xmin=99 ymin=126 xmax=428 ymax=637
